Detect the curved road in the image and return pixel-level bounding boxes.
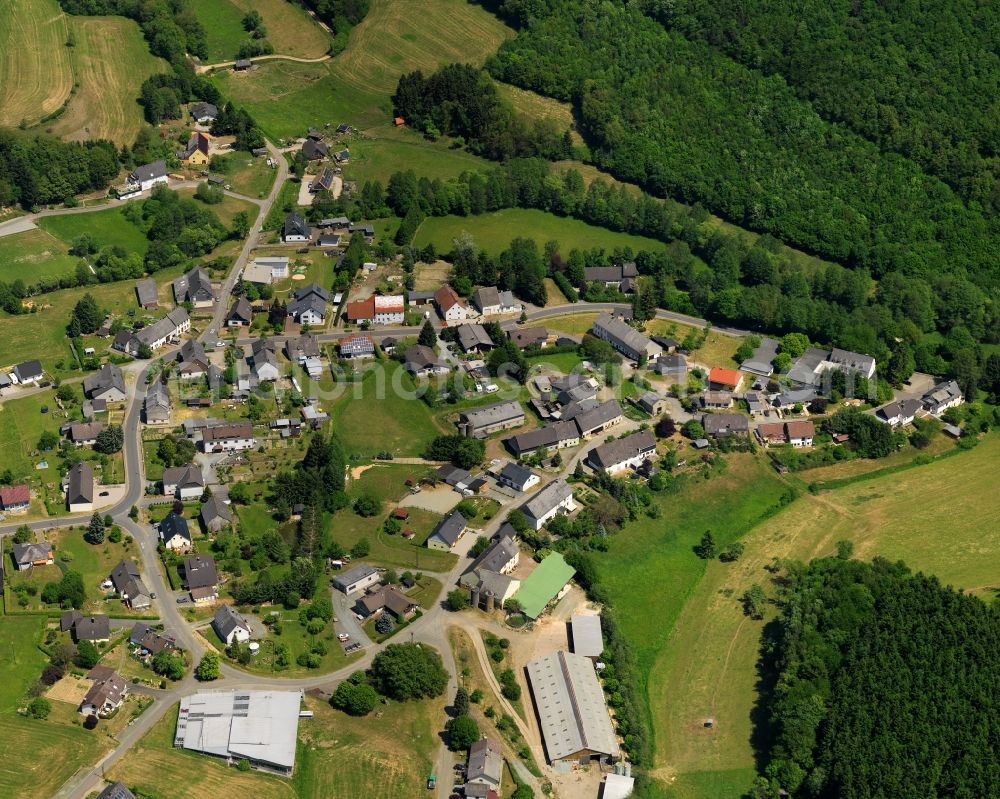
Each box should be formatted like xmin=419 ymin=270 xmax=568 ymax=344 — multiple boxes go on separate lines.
xmin=195 ymin=53 xmax=333 ymax=75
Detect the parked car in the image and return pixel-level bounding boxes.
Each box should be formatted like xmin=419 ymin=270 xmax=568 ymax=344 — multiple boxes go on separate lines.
xmin=176 ymin=596 xmax=189 ymax=604
xmin=337 ymin=633 xmax=350 ymax=642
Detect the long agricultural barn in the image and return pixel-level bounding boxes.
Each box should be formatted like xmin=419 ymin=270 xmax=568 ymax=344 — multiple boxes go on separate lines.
xmin=526 ymin=650 xmax=620 ymax=764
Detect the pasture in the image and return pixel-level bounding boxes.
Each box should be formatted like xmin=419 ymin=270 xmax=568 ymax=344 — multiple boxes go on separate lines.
xmin=0 ymin=0 xmax=73 ymax=128
xmin=645 ymin=319 xmax=742 ymax=369
xmin=412 ymin=209 xmax=669 ymax=256
xmin=175 ymin=187 xmax=259 ymax=228
xmin=38 ymin=207 xmax=149 ymax=254
xmin=210 ymin=150 xmax=277 ymax=198
xmin=194 ymin=0 xmax=331 ymax=63
xmin=0 ymin=227 xmax=79 ymax=285
xmin=50 ymin=15 xmax=168 ymax=143
xmin=650 ymin=434 xmax=1000 ymax=798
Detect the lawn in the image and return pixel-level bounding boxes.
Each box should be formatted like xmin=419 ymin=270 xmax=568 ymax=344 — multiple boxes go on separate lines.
xmin=194 ymin=0 xmax=330 ymax=63
xmin=175 ymin=187 xmax=258 ymax=228
xmin=50 ymin=14 xmax=169 ymax=143
xmin=38 ymin=206 xmax=149 ymax=254
xmin=0 ymin=609 xmax=111 ymax=799
xmin=645 ymin=319 xmax=742 ymax=369
xmin=525 ymin=351 xmax=585 ymax=374
xmin=0 ymin=0 xmax=73 ymax=128
xmin=649 ymin=434 xmax=1000 ymax=799
xmin=0 ymin=388 xmax=68 ymax=479
xmin=413 ymin=209 xmax=669 ymax=257
xmin=539 ymin=313 xmax=600 ymax=336
xmin=0 ymin=228 xmax=79 ymax=285
xmin=328 ymin=361 xmax=443 ymax=457
xmin=210 ymin=149 xmax=277 ymax=198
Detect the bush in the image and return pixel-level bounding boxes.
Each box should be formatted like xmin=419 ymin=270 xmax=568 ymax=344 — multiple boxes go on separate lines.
xmin=370 ymin=643 xmax=449 ymax=700
xmin=26 ymin=697 xmax=51 ymax=719
xmin=375 ymin=614 xmax=395 ymax=635
xmin=447 ymin=713 xmax=480 ymax=751
xmin=353 ymin=493 xmax=380 ymax=517
xmin=83 ymin=714 xmax=98 ymax=729
xmin=195 ymin=653 xmax=221 ymax=681
xmin=75 ymin=640 xmax=100 ymax=669
xmin=446 ymin=589 xmax=470 ymax=611
xmin=331 ymin=679 xmax=378 ymax=716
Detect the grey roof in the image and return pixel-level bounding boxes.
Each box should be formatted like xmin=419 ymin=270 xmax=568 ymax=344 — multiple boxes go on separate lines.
xmin=191 ymin=102 xmax=218 ymax=120
xmin=558 ymin=382 xmax=598 ymax=406
xmin=786 ymin=347 xmax=828 ymax=385
xmin=144 ymin=381 xmax=171 ymax=418
xmin=132 ymin=160 xmax=166 ymax=182
xmin=637 ymin=390 xmax=665 ymax=412
xmin=318 ymin=216 xmax=350 ymax=227
xmin=74 ymin=615 xmax=111 ymax=641
xmin=301 ymin=139 xmax=328 ymax=160
xmin=571 ymin=614 xmax=604 ymax=658
xmin=588 ymin=429 xmax=656 ymax=470
xmin=286 ymin=334 xmax=321 ymax=360
xmin=283 ymin=212 xmax=311 ymax=238
xmin=498 ymin=461 xmax=536 ymax=488
xmin=184 ymin=554 xmax=218 ymax=590
xmin=70 ymin=421 xmax=105 ymax=442
xmin=96 ymin=782 xmax=137 ymax=799
xmin=477 ymin=535 xmax=519 ymax=574
xmin=457 ymin=323 xmax=494 ymax=352
xmin=14 ymin=360 xmax=43 ymax=381
xmin=592 ymin=314 xmax=658 ymax=358
xmin=775 ymin=387 xmax=818 ymax=407
xmin=251 ymin=337 xmax=276 ymax=356
xmin=922 ymin=380 xmax=962 ymax=409
xmin=520 ymin=479 xmax=573 ymax=522
xmin=509 ymin=327 xmax=549 ymax=348
xmin=466 ymin=737 xmax=503 ymax=786
xmin=584 ymin=263 xmax=636 ymax=283
xmin=201 ymin=495 xmax=232 ymax=526
xmin=12 ymin=541 xmax=51 ymax=566
xmin=829 ymin=347 xmax=875 ymax=374
xmin=702 ymin=413 xmax=750 ymax=436
xmin=333 ymin=563 xmax=380 ymax=589
xmin=472 ymin=286 xmax=500 ymax=310
xmin=876 ymin=398 xmax=922 ymax=423
xmin=253 ymin=347 xmax=279 ymax=373
xmin=429 ymin=512 xmax=467 ymax=547
xmin=508 ymin=421 xmax=578 ymax=455
xmin=160 ymin=512 xmax=191 ymax=543
xmin=574 ymin=399 xmax=624 ymax=435
xmin=213 ymin=604 xmax=251 ymax=640
xmin=436 ymin=464 xmax=473 ymax=486
xmin=526 ymin=650 xmax=620 ymax=761
xmin=654 ymin=353 xmax=686 ymax=374
xmin=135 ymin=308 xmax=190 ymax=346
xmin=109 ymin=559 xmax=141 ymax=593
xmin=460 ymin=400 xmax=525 ymax=433
xmin=558 ymin=398 xmax=601 ymax=422
xmin=67 ymin=462 xmax=94 ymax=505
xmin=228 ymin=296 xmax=253 ymax=324
xmin=288 ymin=284 xmax=328 ymax=319
xmin=162 ymin=463 xmax=204 ymax=490
xmin=135 ymin=278 xmax=158 ymax=306
xmin=173 ymin=266 xmax=213 ymax=304
xmin=404 ymin=345 xmax=440 ymax=371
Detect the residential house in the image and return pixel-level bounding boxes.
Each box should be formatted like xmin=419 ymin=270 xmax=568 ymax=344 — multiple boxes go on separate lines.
xmin=756 ymin=421 xmax=815 ymax=448
xmin=69 ymin=421 xmax=105 ymax=447
xmin=178 ymin=132 xmax=210 ymax=166
xmin=339 ymin=333 xmax=375 ymax=359
xmin=788 ymin=346 xmax=877 ymax=386
xmin=282 ymin=213 xmax=311 ymax=243
xmin=922 ymin=380 xmax=964 ymax=415
xmin=159 ymin=512 xmax=192 ymax=552
xmin=740 ymin=337 xmax=779 ymax=377
xmin=653 ymin=353 xmax=686 ymax=377
xmin=744 ymin=390 xmax=774 ymax=418
xmin=12 ymin=541 xmax=54 ymax=571
xmin=349 ymin=222 xmax=375 ymax=240
xmin=427 ymin=512 xmax=468 ymax=551
xmin=708 ymin=367 xmax=742 ymax=392
xmin=143 ymin=381 xmax=171 ymax=424
xmin=404 ymin=345 xmax=446 ymax=377
xmin=175 ymin=340 xmax=209 ymax=380
xmin=173 ymin=266 xmax=214 ymax=308
xmin=301 ymin=139 xmax=328 ymax=161
xmin=636 ymin=391 xmax=668 ymax=416
xmin=226 ymin=296 xmax=253 ymax=327
xmin=496 ymin=462 xmax=540 ymax=492
xmin=344 ymin=294 xmax=405 ymax=326
xmin=435 ymin=465 xmax=473 ymax=490
xmin=252 ymin=347 xmax=281 ymax=383
xmin=519 ymin=479 xmax=576 ymax=530
xmin=827 ymin=347 xmax=877 ymax=379
xmin=96 ymin=782 xmax=137 ymax=799
xmin=66 ymin=462 xmax=94 ymax=512
xmin=200 ymin=495 xmax=233 ymax=532
xmin=129 ymin=623 xmax=176 ymax=657
xmin=80 ymin=668 xmax=128 ymax=717
xmin=126 ymin=308 xmax=191 ymax=355
xmin=135 ymin=278 xmax=158 ymax=310
xmin=702 ymin=413 xmax=750 ymax=438
xmin=702 ymin=390 xmax=733 ymax=410
xmin=201 ymin=423 xmax=255 ymax=452
xmin=190 ymin=102 xmax=218 ymax=124
xmin=434 ymin=285 xmax=470 ymax=322
xmin=162 ymin=464 xmax=204 ymax=499
xmin=587 ymin=429 xmax=657 ymax=474
xmin=0 ymin=483 xmax=31 ymax=513
xmin=477 ymin=534 xmax=520 ymax=576
xmin=875 ymin=398 xmax=922 ymax=428
xmin=71 ymin=615 xmax=111 ymax=643
xmin=11 ymin=360 xmax=43 ymax=384
xmin=317 ymin=233 xmax=340 ymax=248
xmin=509 ymin=327 xmax=550 ymax=349
xmin=110 ymin=560 xmax=152 ymax=609
xmin=472 ymin=287 xmax=519 ymax=316
xmin=287 ymin=283 xmax=330 ymax=326
xmin=82 ymin=363 xmax=125 ymax=403
xmin=286 ymin=334 xmax=321 ymax=363
xmin=552 ymin=375 xmax=599 ymax=406
xmin=184 ymin=554 xmax=219 ymax=602
xmin=464 ymin=738 xmax=503 ymax=796
xmin=129 ymin=160 xmax=168 ymax=192
xmin=310 ymin=168 xmax=335 ymax=193
xmin=355 ymin=585 xmax=417 ymax=621
xmin=574 ymin=400 xmax=624 ymax=438
xmin=459 ymin=401 xmax=525 ymax=438
xmin=213 ymin=605 xmax=251 ymax=645
xmin=774 ymin=387 xmax=818 ymax=409
xmin=457 ymin=324 xmax=495 ymax=353
xmin=506 ymin=421 xmax=580 ymax=458
xmin=584 ymin=262 xmax=638 ymax=292
xmin=332 ymin=563 xmax=381 ymax=594
xmin=591 ymin=314 xmax=661 ymax=361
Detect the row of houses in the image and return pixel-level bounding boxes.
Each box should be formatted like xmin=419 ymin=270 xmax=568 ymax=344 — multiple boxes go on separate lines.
xmin=507 ymin=400 xmax=626 ymax=458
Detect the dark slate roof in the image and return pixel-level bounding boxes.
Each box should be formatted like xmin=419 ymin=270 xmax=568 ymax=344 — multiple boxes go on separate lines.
xmin=283 ymin=212 xmax=311 ymax=238
xmin=96 ymin=781 xmax=137 ymax=799
xmin=74 ymin=615 xmax=111 ymax=640
xmin=213 ymin=604 xmax=250 ymax=639
xmin=67 ymin=462 xmax=94 ymax=504
xmin=159 ymin=512 xmax=191 ymax=542
xmin=131 ymin=160 xmax=167 ymax=182
xmin=12 ymin=542 xmax=51 ymax=566
xmin=83 ymin=363 xmax=125 ymax=399
xmin=477 ymin=535 xmax=519 ymax=574
xmin=200 ymin=495 xmax=232 ymax=525
xmin=430 ymin=512 xmax=467 ymax=547
xmin=190 ymin=102 xmax=218 ymax=120
xmin=183 ymin=554 xmax=218 ymax=589
xmin=702 ymin=413 xmax=750 ymax=436
xmin=301 ymin=139 xmax=328 ymax=160
xmin=499 ymin=461 xmax=536 ymax=488
xmin=14 ymin=360 xmax=43 ymax=381
xmin=109 ymin=559 xmax=141 ymax=593
xmin=588 ymin=429 xmax=656 ymax=470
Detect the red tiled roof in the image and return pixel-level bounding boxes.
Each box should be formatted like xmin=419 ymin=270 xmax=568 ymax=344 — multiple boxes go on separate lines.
xmin=784 ymin=420 xmax=816 ymax=439
xmin=709 ymin=367 xmax=742 ymax=387
xmin=345 ymin=296 xmax=375 ymax=321
xmin=434 ymin=285 xmax=463 ymax=311
xmin=0 ymin=484 xmax=30 ymax=506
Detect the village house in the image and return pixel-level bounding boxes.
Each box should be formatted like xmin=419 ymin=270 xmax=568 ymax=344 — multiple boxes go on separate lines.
xmin=636 ymin=391 xmax=669 ymax=416
xmin=286 ymin=334 xmax=321 ymax=364
xmin=702 ymin=390 xmax=734 ymax=410
xmin=129 ymin=623 xmax=177 ymax=657
xmin=129 ymin=160 xmax=168 ymax=192
xmin=338 ymin=333 xmax=375 ymax=359
xmin=83 ymin=363 xmax=126 ymax=403
xmin=702 ymin=413 xmax=750 ymax=438
xmin=11 ymin=360 xmax=43 ymax=385
xmin=788 ymin=346 xmax=877 ymax=387
xmin=177 ymin=339 xmax=210 ymax=379
xmin=282 ymin=213 xmax=312 ymax=243
xmin=310 ymin=167 xmax=335 ymax=193
xmin=213 ymin=605 xmax=252 ymax=645
xmin=355 ymin=585 xmax=417 ymax=621
xmin=344 ymin=294 xmax=405 ymax=326
xmin=496 ymin=462 xmax=540 ymax=492
xmin=427 ymin=512 xmax=468 ymax=551
xmin=200 ymin=495 xmax=233 ymax=533
xmin=252 ymin=346 xmax=281 ymax=383
xmin=591 ymin=314 xmax=661 ymax=361
xmin=135 ymin=278 xmax=159 ymax=309
xmin=118 ymin=308 xmax=191 ymax=355
xmin=574 ymin=399 xmax=625 ymax=438
xmin=472 ymin=286 xmax=519 ymax=316
xmin=584 ymin=262 xmax=638 ymax=292
xmin=434 ymin=285 xmax=471 ymax=322
xmin=0 ymin=483 xmax=31 ymax=513
xmin=173 ymin=266 xmax=214 ymax=308
xmin=178 ymin=132 xmax=211 ymax=166
xmin=66 ymin=462 xmax=94 ymax=512
xmin=287 ymin=283 xmax=330 ymax=326
xmin=190 ymin=102 xmax=218 ymax=124
xmin=708 ymin=367 xmax=743 ymax=392
xmin=184 ymin=554 xmax=219 ymax=602
xmin=509 ymin=327 xmax=550 ymax=349
xmin=506 ymin=420 xmax=580 ymax=458
xmin=332 ymin=563 xmax=382 ymax=594
xmin=162 ymin=464 xmax=204 ymax=499
xmin=69 ymin=421 xmax=105 ymax=447
xmin=875 ymin=398 xmax=923 ymax=428
xmin=464 ymin=737 xmax=503 ymax=797
xmin=519 ymin=479 xmax=576 ymax=530
xmin=80 ymin=667 xmax=128 ymax=717
xmin=201 ymin=423 xmax=255 ymax=452
xmin=301 ymin=139 xmax=328 ymax=161
xmin=740 ymin=337 xmax=779 ymax=377
xmin=226 ymin=296 xmax=253 ymax=327
xmin=158 ymin=512 xmax=193 ymax=552
xmin=404 ymin=345 xmax=447 ymax=377
xmin=144 ymin=381 xmax=171 ymax=424
xmin=459 ymin=400 xmax=526 ymax=438
xmin=457 ymin=323 xmax=495 ymax=354
xmin=755 ymin=420 xmax=816 ymax=448
xmin=110 ymin=559 xmax=152 ymax=609
xmin=12 ymin=541 xmax=54 ymax=570
xmin=921 ymin=380 xmax=964 ymax=415
xmin=63 ymin=612 xmax=111 ymax=643
xmin=586 ymin=429 xmax=657 ymax=474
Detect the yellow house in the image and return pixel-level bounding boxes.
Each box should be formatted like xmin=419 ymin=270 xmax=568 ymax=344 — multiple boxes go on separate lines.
xmin=179 ymin=132 xmax=210 ymax=166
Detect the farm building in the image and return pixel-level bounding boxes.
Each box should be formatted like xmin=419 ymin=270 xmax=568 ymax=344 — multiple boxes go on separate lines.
xmin=459 ymin=400 xmax=526 ymax=438
xmin=513 ymin=552 xmax=576 ymax=619
xmin=332 ymin=563 xmax=381 ymax=594
xmin=570 ymin=614 xmax=604 ymax=660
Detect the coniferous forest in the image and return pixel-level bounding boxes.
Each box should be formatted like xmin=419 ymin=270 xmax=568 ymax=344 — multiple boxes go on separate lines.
xmin=758 ymin=556 xmax=1000 ymax=798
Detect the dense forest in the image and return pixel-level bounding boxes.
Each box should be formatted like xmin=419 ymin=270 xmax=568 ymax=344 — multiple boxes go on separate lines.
xmin=757 ymin=556 xmax=1000 ymax=798
xmin=299 ymin=0 xmax=370 ymax=53
xmin=659 ymin=0 xmax=1000 ymax=209
xmin=486 ymin=1 xmax=1000 ymax=301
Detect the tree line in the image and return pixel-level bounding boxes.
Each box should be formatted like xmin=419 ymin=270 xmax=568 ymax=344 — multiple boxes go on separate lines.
xmin=755 ymin=555 xmax=1000 ymax=798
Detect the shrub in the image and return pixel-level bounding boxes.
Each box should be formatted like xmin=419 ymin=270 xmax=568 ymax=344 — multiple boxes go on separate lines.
xmin=26 ymin=697 xmax=51 ymax=719
xmin=447 ymin=713 xmax=480 ymax=751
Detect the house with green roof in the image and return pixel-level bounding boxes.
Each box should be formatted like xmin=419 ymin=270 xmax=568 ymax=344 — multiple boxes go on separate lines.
xmin=513 ymin=552 xmax=576 ymax=619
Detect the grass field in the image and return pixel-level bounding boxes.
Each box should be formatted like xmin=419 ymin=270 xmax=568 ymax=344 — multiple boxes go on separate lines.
xmin=0 ymin=228 xmax=79 ymax=285
xmin=194 ymin=0 xmax=331 ymax=63
xmin=539 ymin=313 xmax=600 ymax=336
xmin=328 ymin=362 xmax=443 ymax=457
xmin=38 ymin=207 xmax=149 ymax=254
xmin=50 ymin=15 xmax=168 ymax=143
xmin=0 ymin=0 xmax=73 ymax=128
xmin=211 ymin=150 xmax=277 ymax=198
xmin=648 ymin=434 xmax=1000 ymax=798
xmin=496 ymin=82 xmax=581 ymax=144
xmin=646 ymin=319 xmax=742 ymax=369
xmin=413 ymin=209 xmax=669 ymax=256
xmin=175 ymin=187 xmax=258 ymax=228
